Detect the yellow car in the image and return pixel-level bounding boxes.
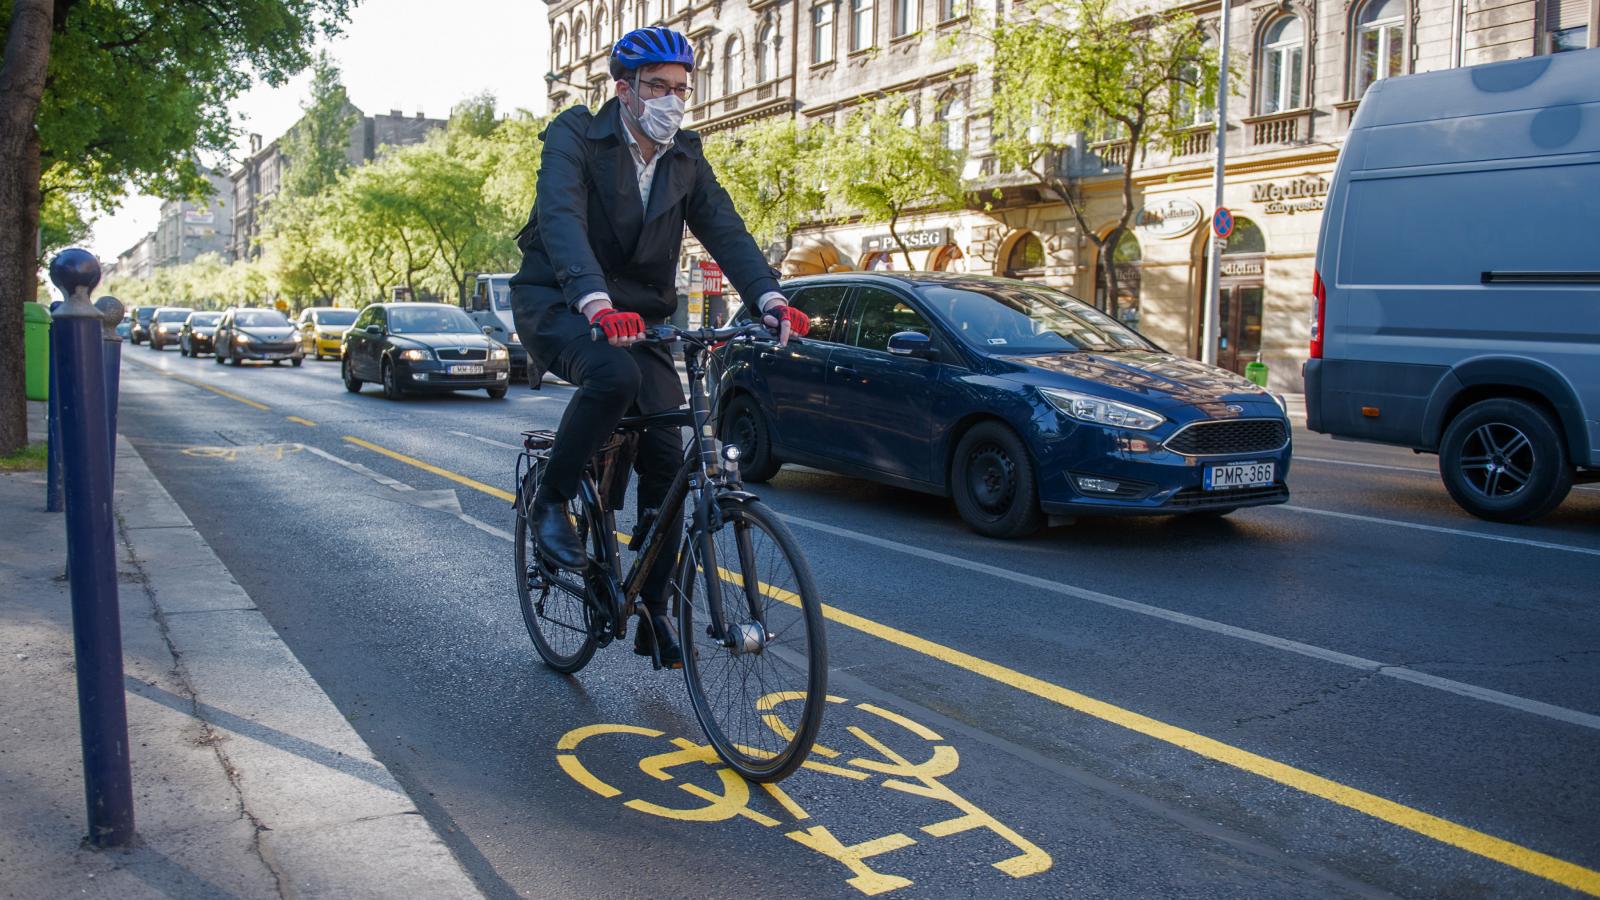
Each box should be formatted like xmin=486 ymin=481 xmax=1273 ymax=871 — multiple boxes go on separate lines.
xmin=296 ymin=307 xmax=360 ymax=360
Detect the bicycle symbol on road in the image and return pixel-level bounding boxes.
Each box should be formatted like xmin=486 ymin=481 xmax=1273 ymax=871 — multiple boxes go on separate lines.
xmin=180 ymin=443 xmax=303 ymax=462
xmin=556 ymin=694 xmax=1052 ymax=895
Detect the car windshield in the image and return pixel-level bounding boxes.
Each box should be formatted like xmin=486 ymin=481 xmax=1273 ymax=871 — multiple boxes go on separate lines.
xmin=234 ymin=310 xmax=290 ymax=327
xmin=490 ymin=280 xmax=511 ymax=311
xmin=155 ymin=309 xmax=194 ymax=323
xmin=136 ymin=308 xmax=156 ymax=323
xmin=923 ymin=284 xmax=1155 ymax=354
xmin=388 ymin=306 xmax=480 ymax=335
xmin=316 ymin=309 xmax=358 ymax=326
xmin=190 ymin=313 xmax=220 ymax=326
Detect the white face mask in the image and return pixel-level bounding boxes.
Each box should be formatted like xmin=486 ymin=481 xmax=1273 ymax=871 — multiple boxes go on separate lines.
xmin=625 ymin=83 xmax=686 ymax=144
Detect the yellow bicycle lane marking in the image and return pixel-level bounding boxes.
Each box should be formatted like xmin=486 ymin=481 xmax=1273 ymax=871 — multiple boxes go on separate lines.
xmin=342 ymin=434 xmax=1600 ymax=896
xmin=127 ymin=359 xmax=272 ymax=411
xmin=180 ymin=443 xmax=304 ymax=462
xmin=556 ymin=696 xmax=1051 ymax=895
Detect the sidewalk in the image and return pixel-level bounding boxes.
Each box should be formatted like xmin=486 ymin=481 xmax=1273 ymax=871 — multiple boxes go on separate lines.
xmin=0 ymin=402 xmax=483 ymax=899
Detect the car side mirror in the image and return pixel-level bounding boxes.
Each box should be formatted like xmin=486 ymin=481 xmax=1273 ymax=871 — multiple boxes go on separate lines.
xmin=364 ymin=324 xmax=383 ymax=335
xmin=482 ymin=325 xmax=495 ymax=335
xmin=887 ymin=331 xmax=937 ymax=360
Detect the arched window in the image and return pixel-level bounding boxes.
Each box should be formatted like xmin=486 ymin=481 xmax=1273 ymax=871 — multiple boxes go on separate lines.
xmin=1354 ymin=0 xmax=1404 ymax=97
xmin=936 ymin=91 xmax=967 ymax=151
xmin=1258 ymin=15 xmax=1305 ymax=114
xmin=931 ymin=244 xmax=966 ymax=272
xmin=899 ymin=101 xmax=917 ymax=129
xmin=574 ymin=16 xmax=588 ymax=59
xmin=554 ymin=26 xmax=568 ymax=68
xmin=594 ymin=6 xmax=608 ymax=50
xmin=614 ymin=1 xmax=626 ymax=41
xmin=694 ymin=40 xmax=712 ymax=98
xmin=1094 ymin=229 xmax=1142 ymax=320
xmin=724 ymin=36 xmax=745 ymax=96
xmin=756 ymin=22 xmax=778 ymax=82
xmin=1003 ymin=232 xmax=1045 ymax=278
xmin=1222 ymin=215 xmax=1265 ymax=254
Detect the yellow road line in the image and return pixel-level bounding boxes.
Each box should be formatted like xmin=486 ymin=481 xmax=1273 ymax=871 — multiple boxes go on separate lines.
xmin=135 ymin=362 xmax=271 ymax=411
xmin=328 ymin=434 xmax=1600 ymax=895
xmin=341 ymin=435 xmax=515 ymax=501
xmin=286 ymin=415 xmax=317 ymax=427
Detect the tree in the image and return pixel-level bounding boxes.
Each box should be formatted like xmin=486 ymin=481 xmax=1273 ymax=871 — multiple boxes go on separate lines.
xmin=279 ymin=50 xmax=358 ymax=201
xmin=983 ymin=0 xmax=1219 ymax=316
xmin=702 ymin=117 xmax=826 ymax=254
xmin=266 ymin=191 xmax=351 ymax=306
xmin=815 ymin=101 xmax=966 ymax=269
xmin=0 ymin=0 xmax=352 ymax=454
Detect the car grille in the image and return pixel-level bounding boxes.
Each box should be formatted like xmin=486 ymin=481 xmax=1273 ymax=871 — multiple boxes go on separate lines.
xmin=435 ymin=347 xmax=488 ymax=361
xmin=1166 ymin=483 xmax=1289 ymax=508
xmin=1163 ymin=419 xmax=1288 ymax=456
xmin=253 ymin=341 xmax=296 ymax=352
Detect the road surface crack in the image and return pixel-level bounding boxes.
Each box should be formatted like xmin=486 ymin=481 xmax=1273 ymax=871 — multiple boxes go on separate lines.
xmin=1233 ymin=670 xmax=1381 ymax=726
xmin=117 ymin=512 xmax=289 ymax=900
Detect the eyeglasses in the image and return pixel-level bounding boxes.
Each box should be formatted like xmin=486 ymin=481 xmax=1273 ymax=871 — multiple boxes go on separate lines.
xmin=635 ymin=77 xmax=694 ymax=99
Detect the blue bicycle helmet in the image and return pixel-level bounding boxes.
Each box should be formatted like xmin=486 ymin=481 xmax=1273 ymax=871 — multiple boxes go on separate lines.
xmin=611 ymin=26 xmax=695 ymax=74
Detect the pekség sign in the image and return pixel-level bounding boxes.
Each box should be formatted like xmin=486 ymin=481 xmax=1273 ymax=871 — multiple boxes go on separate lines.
xmin=1133 ymin=198 xmax=1204 ymax=239
xmin=863 ymin=228 xmax=951 ymax=252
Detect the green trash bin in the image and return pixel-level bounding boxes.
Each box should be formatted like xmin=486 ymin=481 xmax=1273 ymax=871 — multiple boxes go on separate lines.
xmin=1244 ymin=358 xmax=1269 ymax=388
xmin=23 ymin=301 xmax=52 ymax=401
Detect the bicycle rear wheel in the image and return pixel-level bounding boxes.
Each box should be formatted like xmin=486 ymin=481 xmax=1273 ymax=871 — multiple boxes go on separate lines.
xmin=515 ymin=465 xmax=598 ymax=673
xmin=675 ymin=498 xmax=826 ymax=782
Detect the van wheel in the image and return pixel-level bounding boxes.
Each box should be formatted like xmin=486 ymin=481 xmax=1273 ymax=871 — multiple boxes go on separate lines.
xmin=1439 ymin=398 xmax=1572 ymax=523
xmin=951 ymin=422 xmax=1042 ymax=539
xmin=719 ymin=395 xmax=781 ymax=482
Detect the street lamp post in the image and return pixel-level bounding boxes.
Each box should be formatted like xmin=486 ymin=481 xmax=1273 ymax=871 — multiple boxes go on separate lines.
xmin=1202 ymin=0 xmax=1233 ymax=367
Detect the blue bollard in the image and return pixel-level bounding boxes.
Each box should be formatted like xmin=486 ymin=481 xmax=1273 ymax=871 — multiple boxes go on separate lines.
xmin=46 ymin=334 xmax=63 ymax=512
xmin=95 ymin=297 xmax=125 ymax=483
xmin=48 ymin=248 xmax=135 ymax=849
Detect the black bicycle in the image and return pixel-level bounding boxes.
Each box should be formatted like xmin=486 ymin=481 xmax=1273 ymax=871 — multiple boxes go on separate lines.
xmin=513 ymin=322 xmax=826 ymax=782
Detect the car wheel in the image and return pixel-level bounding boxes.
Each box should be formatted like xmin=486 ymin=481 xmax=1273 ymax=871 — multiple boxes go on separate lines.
xmin=1439 ymin=398 xmax=1572 ymax=523
xmin=291 ymin=357 xmax=303 ymax=367
xmin=342 ymin=356 xmax=362 ymax=393
xmin=951 ymin=421 xmax=1043 ymax=539
xmin=214 ymin=348 xmax=224 ymax=364
xmin=381 ymin=359 xmax=406 ymax=400
xmin=719 ymin=394 xmax=781 ymax=482
xmin=486 ymin=386 xmax=507 ymax=399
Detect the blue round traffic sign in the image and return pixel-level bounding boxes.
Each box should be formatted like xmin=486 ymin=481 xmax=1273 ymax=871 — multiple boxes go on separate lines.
xmin=1212 ymin=207 xmax=1234 ymax=240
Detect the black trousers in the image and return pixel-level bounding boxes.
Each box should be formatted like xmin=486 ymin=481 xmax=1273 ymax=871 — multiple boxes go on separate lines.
xmin=539 ymin=333 xmax=685 ymax=614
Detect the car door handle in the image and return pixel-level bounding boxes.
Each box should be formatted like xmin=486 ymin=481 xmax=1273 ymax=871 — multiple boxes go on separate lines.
xmin=832 ymin=365 xmax=858 ymax=377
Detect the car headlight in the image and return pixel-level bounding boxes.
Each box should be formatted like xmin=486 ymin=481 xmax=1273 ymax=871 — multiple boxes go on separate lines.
xmin=489 ymin=347 xmax=509 ymax=361
xmin=234 ymin=334 xmax=250 ymax=345
xmin=1040 ymin=387 xmax=1164 ymax=431
xmin=399 ymin=349 xmax=431 ymax=361
xmin=508 ymin=331 xmax=519 ymax=344
xmin=1270 ymin=392 xmax=1288 ymax=415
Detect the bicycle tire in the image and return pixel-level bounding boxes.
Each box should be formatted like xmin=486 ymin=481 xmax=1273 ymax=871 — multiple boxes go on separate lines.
xmin=515 ymin=465 xmax=598 ymax=673
xmin=676 ymin=498 xmax=826 ymax=782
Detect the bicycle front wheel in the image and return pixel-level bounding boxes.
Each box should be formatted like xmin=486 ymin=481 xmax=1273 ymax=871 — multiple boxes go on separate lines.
xmin=676 ymin=498 xmax=826 ymax=782
xmin=515 ymin=464 xmax=597 ymax=674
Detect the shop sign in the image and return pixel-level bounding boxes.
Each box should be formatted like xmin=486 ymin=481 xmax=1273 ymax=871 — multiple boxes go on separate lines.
xmin=184 ymin=209 xmax=214 ymax=224
xmin=700 ymin=260 xmax=723 ymax=295
xmin=1134 ymin=198 xmax=1204 ymax=239
xmin=1253 ymin=175 xmax=1328 ymax=215
xmin=1221 ymin=260 xmax=1264 ymax=277
xmin=863 ymin=228 xmax=951 ymax=252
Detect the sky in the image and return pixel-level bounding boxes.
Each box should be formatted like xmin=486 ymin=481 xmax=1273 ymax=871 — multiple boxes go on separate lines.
xmin=86 ymin=0 xmax=551 ymax=262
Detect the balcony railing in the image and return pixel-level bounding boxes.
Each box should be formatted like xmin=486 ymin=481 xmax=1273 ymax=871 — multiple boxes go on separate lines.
xmin=1176 ymin=125 xmax=1213 ymax=157
xmin=1087 ymin=139 xmax=1132 ymax=169
xmin=1243 ymin=109 xmax=1310 ymax=147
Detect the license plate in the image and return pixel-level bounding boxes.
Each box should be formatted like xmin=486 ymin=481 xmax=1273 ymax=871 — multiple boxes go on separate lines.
xmin=449 ymin=364 xmax=484 ymax=375
xmin=1205 ymin=461 xmax=1275 ymax=490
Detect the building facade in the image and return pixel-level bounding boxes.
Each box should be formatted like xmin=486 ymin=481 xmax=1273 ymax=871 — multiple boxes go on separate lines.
xmin=546 ymin=0 xmax=1600 ymax=390
xmin=152 ymin=165 xmax=235 ymax=269
xmin=228 ymin=106 xmax=447 ymax=261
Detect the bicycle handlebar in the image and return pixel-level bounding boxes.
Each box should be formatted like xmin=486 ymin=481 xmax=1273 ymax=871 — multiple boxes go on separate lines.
xmin=589 ymin=321 xmax=784 ymax=346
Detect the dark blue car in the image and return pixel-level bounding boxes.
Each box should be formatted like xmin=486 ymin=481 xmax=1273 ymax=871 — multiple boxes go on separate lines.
xmin=716 ymin=273 xmax=1292 ymax=537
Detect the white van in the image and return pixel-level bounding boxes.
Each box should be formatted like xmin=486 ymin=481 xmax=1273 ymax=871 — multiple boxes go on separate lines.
xmin=1306 ymin=48 xmax=1600 ymax=522
xmin=462 ymin=273 xmax=526 ymax=378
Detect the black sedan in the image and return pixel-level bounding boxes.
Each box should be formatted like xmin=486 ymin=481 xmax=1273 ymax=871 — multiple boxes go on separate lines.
xmin=341 ymin=302 xmax=511 ymax=400
xmin=178 ymin=311 xmax=222 ymax=357
xmin=716 ymin=273 xmax=1291 ymax=538
xmin=214 ymin=308 xmax=304 ymax=366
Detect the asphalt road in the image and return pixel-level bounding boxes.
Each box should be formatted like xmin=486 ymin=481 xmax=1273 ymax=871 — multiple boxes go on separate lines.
xmin=115 ymin=343 xmax=1600 ymax=899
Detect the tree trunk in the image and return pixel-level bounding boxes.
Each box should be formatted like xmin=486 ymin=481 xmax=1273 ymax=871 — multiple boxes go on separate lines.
xmin=0 ymin=0 xmax=55 ymax=455
xmin=1099 ymin=231 xmax=1120 ymax=318
xmin=887 ymin=212 xmax=914 ymax=270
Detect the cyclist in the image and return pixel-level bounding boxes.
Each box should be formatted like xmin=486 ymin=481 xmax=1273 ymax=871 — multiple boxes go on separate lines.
xmin=510 ymin=26 xmax=810 ymax=667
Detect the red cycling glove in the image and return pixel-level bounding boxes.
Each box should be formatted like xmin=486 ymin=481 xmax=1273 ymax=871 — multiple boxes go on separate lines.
xmin=766 ymin=304 xmax=810 ymax=338
xmin=590 ymin=307 xmax=645 ymax=341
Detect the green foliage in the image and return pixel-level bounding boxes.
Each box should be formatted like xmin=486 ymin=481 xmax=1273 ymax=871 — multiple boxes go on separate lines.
xmin=102 ymin=253 xmax=274 ymax=311
xmin=0 ymin=441 xmax=48 ymax=472
xmin=814 ymin=101 xmax=966 ymax=267
xmin=37 ymin=176 xmax=91 ymax=259
xmin=279 ymin=51 xmax=359 ymax=201
xmin=702 ymin=117 xmax=826 ymax=250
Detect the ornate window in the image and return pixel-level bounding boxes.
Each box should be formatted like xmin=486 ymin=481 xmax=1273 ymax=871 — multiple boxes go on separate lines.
xmin=724 ymin=36 xmax=745 ymax=95
xmin=936 ymin=91 xmax=966 ymax=151
xmin=899 ymin=101 xmax=917 ymax=129
xmin=574 ymin=16 xmax=588 ymax=60
xmin=893 ymin=0 xmax=918 ymax=37
xmin=757 ymin=22 xmax=779 ymax=82
xmin=1258 ymin=15 xmax=1305 ymax=113
xmin=1003 ymin=232 xmax=1045 ymax=278
xmin=694 ymin=39 xmax=712 ymax=97
xmin=594 ymin=6 xmax=608 ymax=50
xmin=614 ymin=1 xmax=626 ymax=40
xmin=813 ymin=3 xmax=837 ymax=64
xmin=554 ymin=26 xmax=568 ymax=68
xmin=1354 ymin=0 xmax=1404 ymax=98
xmin=850 ymin=0 xmax=875 ymax=50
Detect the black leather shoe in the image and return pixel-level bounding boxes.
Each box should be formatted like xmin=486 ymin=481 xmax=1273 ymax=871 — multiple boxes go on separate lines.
xmin=531 ymin=500 xmax=586 ymax=571
xmin=634 ymin=613 xmax=684 ymax=668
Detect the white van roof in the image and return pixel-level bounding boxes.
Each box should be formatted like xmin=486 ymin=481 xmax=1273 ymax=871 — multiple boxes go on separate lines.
xmin=1351 ymin=48 xmax=1600 ymax=171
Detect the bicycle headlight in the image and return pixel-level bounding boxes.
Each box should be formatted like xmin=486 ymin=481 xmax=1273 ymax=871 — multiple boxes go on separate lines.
xmin=1040 ymin=387 xmax=1164 ymax=431
xmin=399 ymin=348 xmax=430 ymax=361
